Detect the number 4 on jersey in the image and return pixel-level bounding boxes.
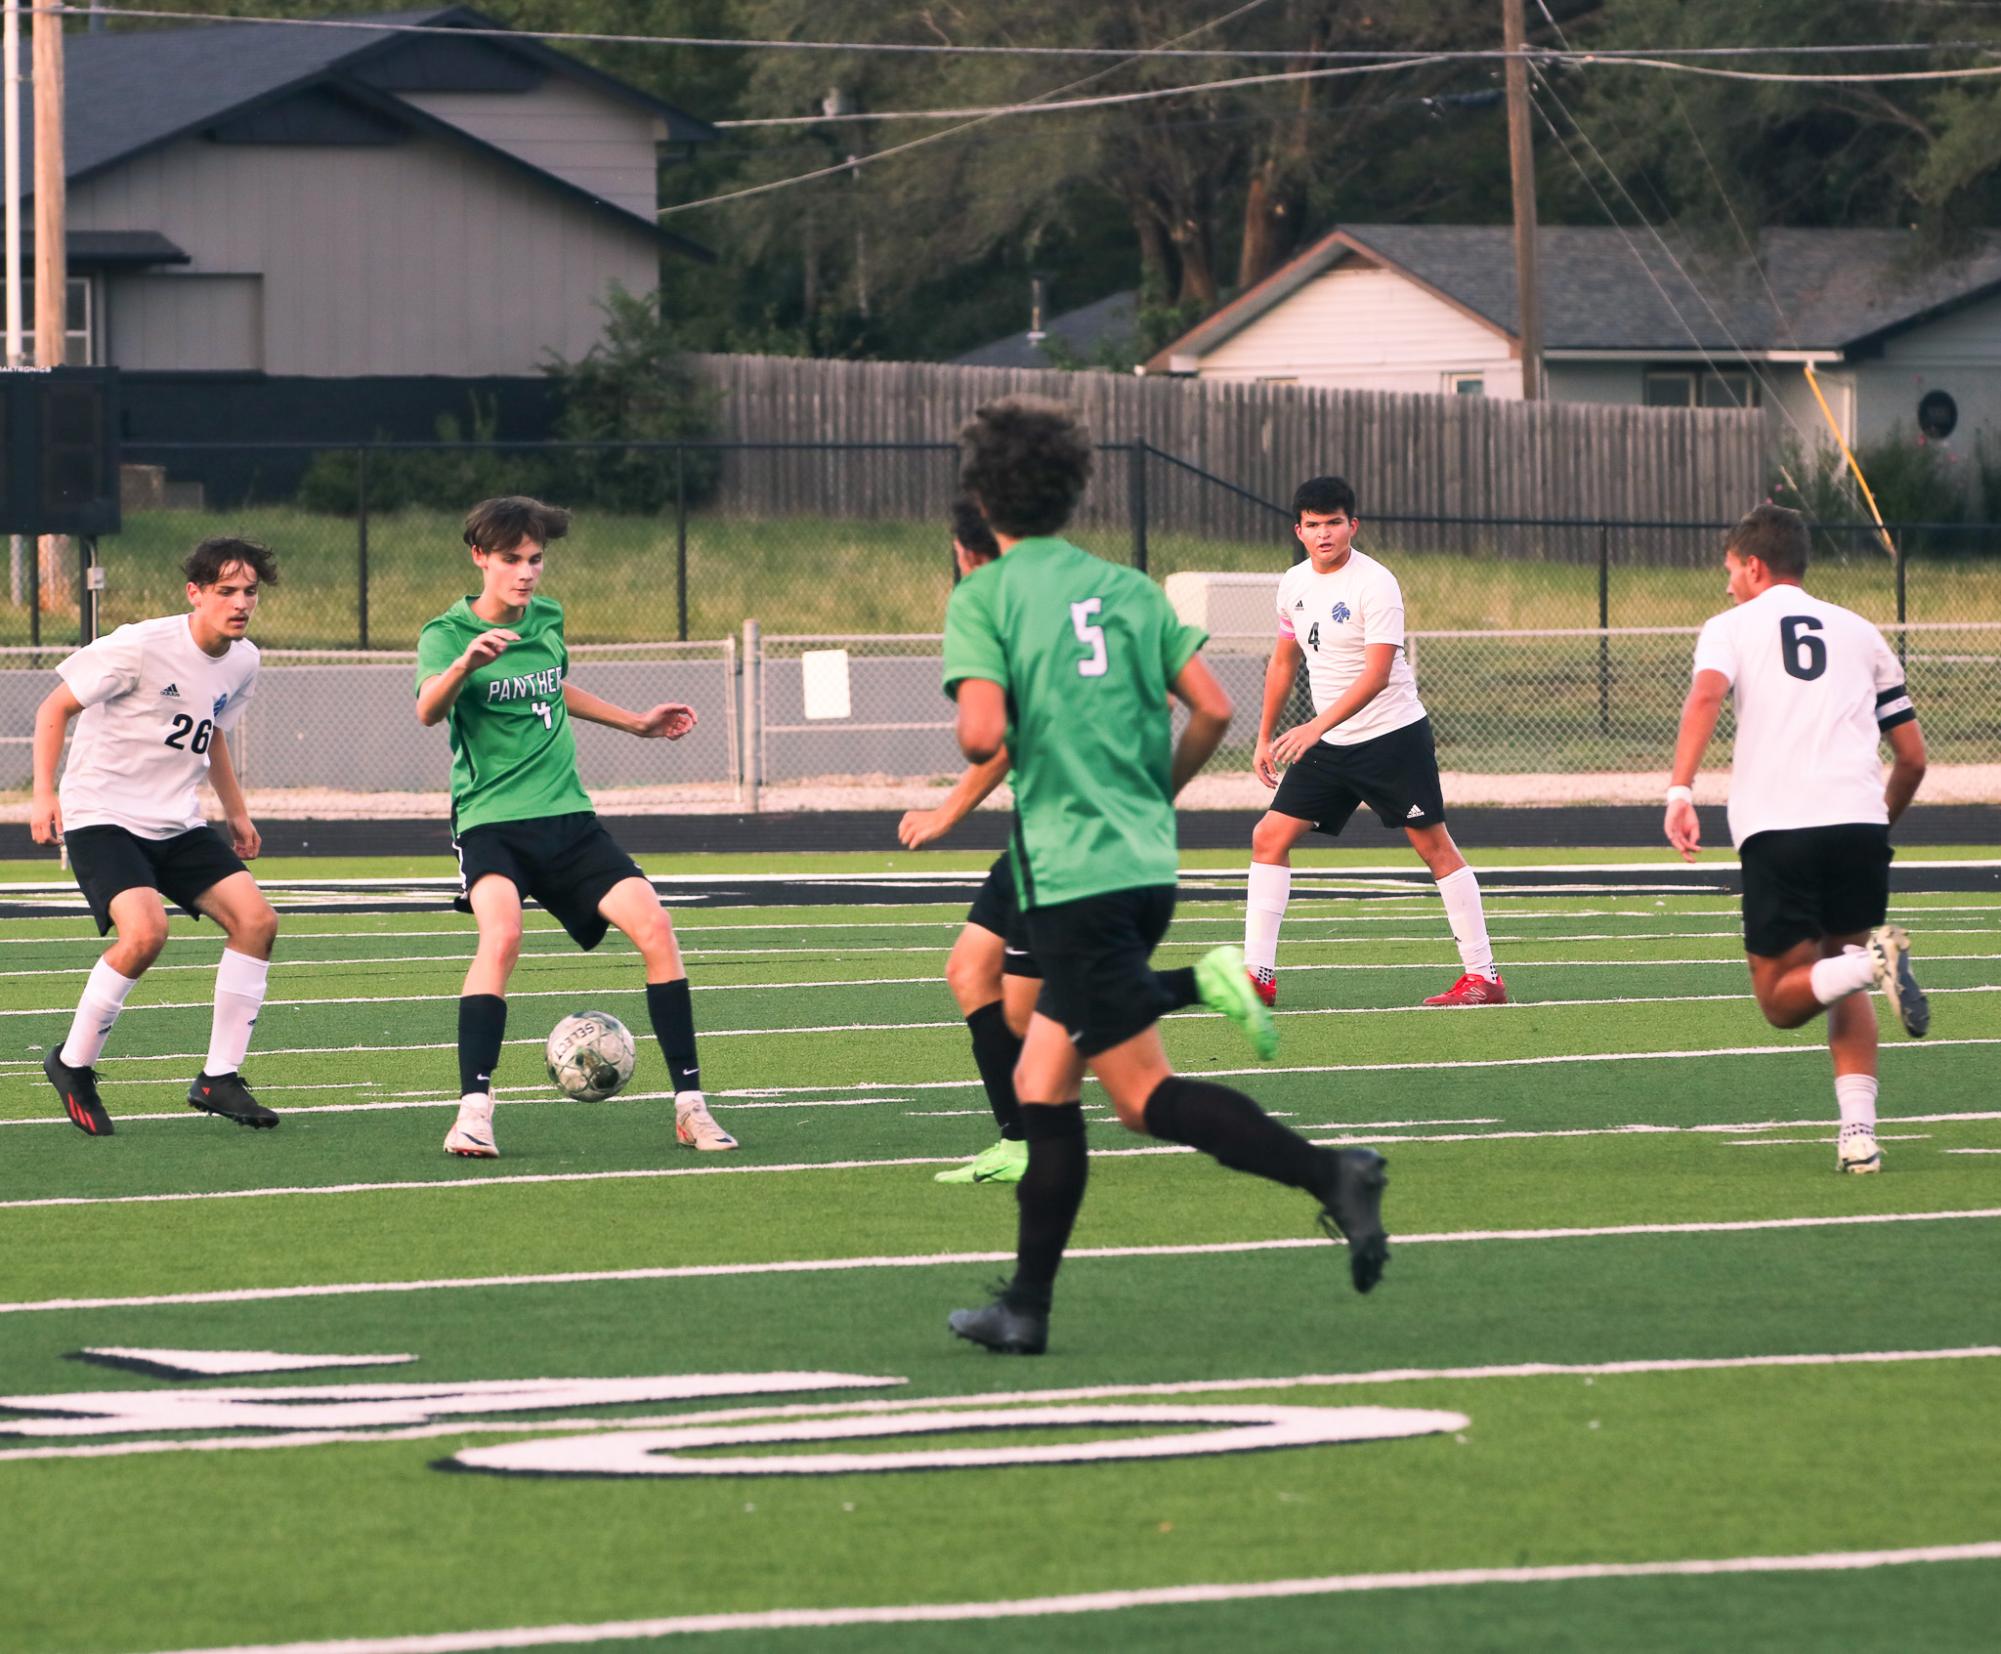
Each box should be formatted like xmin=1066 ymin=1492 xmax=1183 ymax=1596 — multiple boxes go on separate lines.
xmin=531 ymin=700 xmax=553 ymax=729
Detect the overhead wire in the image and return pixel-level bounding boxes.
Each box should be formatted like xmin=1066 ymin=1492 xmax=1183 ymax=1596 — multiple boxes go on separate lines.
xmin=46 ymin=7 xmax=2001 ymax=63
xmin=659 ymin=0 xmax=1286 ymax=217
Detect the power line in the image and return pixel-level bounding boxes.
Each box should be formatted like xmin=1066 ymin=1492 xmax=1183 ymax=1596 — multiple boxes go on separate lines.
xmin=46 ymin=7 xmax=2001 ymax=64
xmin=660 ymin=0 xmax=1285 ymax=218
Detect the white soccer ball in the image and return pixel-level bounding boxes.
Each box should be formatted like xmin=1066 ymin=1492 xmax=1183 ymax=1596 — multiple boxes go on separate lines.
xmin=545 ymin=1010 xmax=637 ymax=1101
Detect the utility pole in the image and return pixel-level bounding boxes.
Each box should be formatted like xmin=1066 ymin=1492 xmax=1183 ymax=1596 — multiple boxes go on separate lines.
xmin=1502 ymin=0 xmax=1543 ymax=400
xmin=32 ymin=0 xmax=68 ymax=612
xmin=5 ymin=0 xmax=21 ymax=605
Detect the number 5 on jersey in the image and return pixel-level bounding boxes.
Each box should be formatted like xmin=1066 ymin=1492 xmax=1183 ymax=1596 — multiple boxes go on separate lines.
xmin=1071 ymin=599 xmax=1108 ymax=678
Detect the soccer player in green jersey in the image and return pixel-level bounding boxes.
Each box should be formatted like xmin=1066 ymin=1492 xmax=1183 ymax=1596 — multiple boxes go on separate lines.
xmin=941 ymin=398 xmax=1390 ymax=1355
xmin=415 ymin=496 xmax=736 ymax=1159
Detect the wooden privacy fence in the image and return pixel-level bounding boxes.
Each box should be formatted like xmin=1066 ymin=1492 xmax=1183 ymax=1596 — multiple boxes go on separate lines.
xmin=689 ymin=353 xmax=1770 ymax=535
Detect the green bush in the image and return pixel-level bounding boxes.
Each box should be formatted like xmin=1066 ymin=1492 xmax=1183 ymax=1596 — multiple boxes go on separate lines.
xmin=296 ymin=394 xmax=552 ymax=516
xmin=1769 ymin=424 xmax=1979 ymax=555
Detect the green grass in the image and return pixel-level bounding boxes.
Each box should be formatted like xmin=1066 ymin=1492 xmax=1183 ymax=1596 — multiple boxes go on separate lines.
xmin=9 ymin=507 xmax=1997 ymax=651
xmin=1 ymin=867 xmax=1999 ymax=1650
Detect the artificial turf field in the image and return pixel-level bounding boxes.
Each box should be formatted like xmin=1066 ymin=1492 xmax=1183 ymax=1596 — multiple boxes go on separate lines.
xmin=2 ymin=848 xmax=1998 ymax=1653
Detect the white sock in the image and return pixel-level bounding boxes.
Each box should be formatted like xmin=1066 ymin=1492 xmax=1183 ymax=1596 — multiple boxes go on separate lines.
xmin=1835 ymin=1073 xmax=1879 ymax=1136
xmin=1809 ymin=947 xmax=1875 ymax=1006
xmin=1244 ymin=862 xmax=1291 ymax=975
xmin=61 ymin=959 xmax=139 ymax=1068
xmin=203 ymin=949 xmax=271 ymax=1077
xmin=1436 ymin=865 xmax=1497 ymax=980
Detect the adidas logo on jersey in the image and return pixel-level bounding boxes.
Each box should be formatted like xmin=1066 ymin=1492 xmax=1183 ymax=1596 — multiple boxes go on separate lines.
xmin=161 ymin=683 xmax=180 ymax=698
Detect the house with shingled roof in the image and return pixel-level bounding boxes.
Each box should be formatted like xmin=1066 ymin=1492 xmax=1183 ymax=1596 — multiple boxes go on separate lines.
xmin=1142 ymin=224 xmax=2001 ymax=455
xmin=16 ymin=6 xmax=714 ymax=444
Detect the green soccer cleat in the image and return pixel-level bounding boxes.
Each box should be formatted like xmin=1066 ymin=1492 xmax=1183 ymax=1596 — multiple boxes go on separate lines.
xmin=1194 ymin=945 xmax=1279 ymax=1060
xmin=934 ymin=1137 xmax=1029 ymax=1184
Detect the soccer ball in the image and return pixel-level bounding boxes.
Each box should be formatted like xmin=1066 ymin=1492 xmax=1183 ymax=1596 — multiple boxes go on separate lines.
xmin=545 ymin=1011 xmax=637 ymax=1101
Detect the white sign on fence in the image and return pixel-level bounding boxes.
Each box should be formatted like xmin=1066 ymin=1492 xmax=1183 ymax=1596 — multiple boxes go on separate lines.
xmin=800 ymin=648 xmax=853 ymax=720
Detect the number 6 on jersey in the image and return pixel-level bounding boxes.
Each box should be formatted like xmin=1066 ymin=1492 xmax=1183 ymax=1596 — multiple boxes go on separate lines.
xmin=1071 ymin=598 xmax=1108 ymax=677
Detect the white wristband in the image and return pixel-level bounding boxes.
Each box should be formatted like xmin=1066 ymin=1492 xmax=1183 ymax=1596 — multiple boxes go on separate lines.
xmin=1665 ymin=784 xmax=1694 ymax=805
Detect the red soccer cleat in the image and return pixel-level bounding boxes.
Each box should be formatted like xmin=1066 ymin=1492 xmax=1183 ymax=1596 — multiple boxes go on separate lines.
xmin=1423 ymin=972 xmax=1507 ymax=1007
xmin=1247 ymin=967 xmax=1277 ymax=1008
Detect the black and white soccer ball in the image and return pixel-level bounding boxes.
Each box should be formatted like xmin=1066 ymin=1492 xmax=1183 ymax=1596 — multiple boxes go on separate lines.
xmin=545 ymin=1010 xmax=637 ymax=1101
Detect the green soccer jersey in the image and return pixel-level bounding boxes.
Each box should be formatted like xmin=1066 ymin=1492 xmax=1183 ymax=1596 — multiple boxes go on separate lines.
xmin=942 ymin=537 xmax=1207 ymax=908
xmin=416 ymin=595 xmax=594 ymax=832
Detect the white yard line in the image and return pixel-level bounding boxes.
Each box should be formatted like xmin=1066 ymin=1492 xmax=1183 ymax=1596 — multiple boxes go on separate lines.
xmin=5 ymin=962 xmax=2000 ymax=1023
xmin=7 ymin=1110 xmax=1994 ymax=1209
xmin=6 ymin=1207 xmax=1998 ymax=1316
xmin=5 ymin=1035 xmax=2000 ymax=1117
xmin=118 ymin=1544 xmax=2001 ymax=1653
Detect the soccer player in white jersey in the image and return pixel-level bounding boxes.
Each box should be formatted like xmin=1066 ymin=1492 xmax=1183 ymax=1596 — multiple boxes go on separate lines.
xmin=30 ymin=538 xmax=283 ymax=1135
xmin=1665 ymin=503 xmax=1929 ymax=1175
xmin=1245 ymin=476 xmax=1502 ymax=1008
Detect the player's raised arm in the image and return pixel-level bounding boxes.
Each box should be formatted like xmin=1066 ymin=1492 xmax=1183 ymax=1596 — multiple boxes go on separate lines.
xmin=1167 ymin=651 xmax=1233 ymax=797
xmin=416 ymin=628 xmax=517 ymax=726
xmin=562 ymin=681 xmax=696 ymax=739
xmin=29 ymin=683 xmax=84 ymax=844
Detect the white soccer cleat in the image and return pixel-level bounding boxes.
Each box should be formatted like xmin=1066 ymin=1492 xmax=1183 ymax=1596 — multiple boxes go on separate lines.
xmin=444 ymin=1092 xmax=499 ymax=1159
xmin=1866 ymin=925 xmax=1929 ymax=1038
xmin=675 ymin=1091 xmax=738 ymax=1152
xmin=1837 ymin=1131 xmax=1882 ymax=1175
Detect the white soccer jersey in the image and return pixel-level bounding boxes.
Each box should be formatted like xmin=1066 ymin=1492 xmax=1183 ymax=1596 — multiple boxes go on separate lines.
xmin=1275 ymin=548 xmax=1427 ymax=745
xmin=1690 ymin=584 xmax=1914 ymax=847
xmin=56 ymin=615 xmax=260 ymax=839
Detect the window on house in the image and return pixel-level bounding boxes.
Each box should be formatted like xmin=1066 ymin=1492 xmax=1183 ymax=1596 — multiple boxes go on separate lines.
xmin=1644 ymin=368 xmax=1758 ymax=409
xmin=16 ymin=276 xmax=93 ymax=364
xmin=1917 ymin=390 xmax=1957 ymax=440
xmin=1445 ymin=373 xmax=1485 ymax=396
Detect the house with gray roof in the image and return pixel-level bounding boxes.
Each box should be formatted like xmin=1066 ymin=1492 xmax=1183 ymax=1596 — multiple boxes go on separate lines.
xmin=954 ymin=289 xmax=1139 ymax=370
xmin=21 ymin=6 xmax=714 ymax=444
xmin=1142 ymin=225 xmax=2001 ymax=455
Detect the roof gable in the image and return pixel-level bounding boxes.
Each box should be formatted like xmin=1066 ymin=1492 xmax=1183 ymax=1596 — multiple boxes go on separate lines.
xmin=35 ymin=6 xmax=716 ymax=188
xmin=1149 ymin=224 xmax=2001 ymax=365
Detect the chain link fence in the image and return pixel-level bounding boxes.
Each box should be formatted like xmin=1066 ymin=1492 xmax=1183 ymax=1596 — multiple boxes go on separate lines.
xmin=1 ymin=438 xmax=1995 ymax=803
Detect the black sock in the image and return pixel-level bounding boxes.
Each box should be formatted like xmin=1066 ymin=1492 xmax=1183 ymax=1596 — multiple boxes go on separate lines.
xmin=966 ymin=1001 xmax=1025 ymax=1140
xmin=646 ymin=978 xmax=701 ymax=1092
xmin=1155 ymin=966 xmax=1199 ymax=1012
xmin=1142 ymin=1075 xmax=1324 ymax=1191
xmin=457 ymin=994 xmax=507 ymax=1096
xmin=1009 ymin=1103 xmax=1089 ymax=1306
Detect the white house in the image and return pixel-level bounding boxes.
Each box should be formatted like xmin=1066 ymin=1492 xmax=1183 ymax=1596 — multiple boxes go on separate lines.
xmin=1142 ymin=225 xmax=2001 ymax=455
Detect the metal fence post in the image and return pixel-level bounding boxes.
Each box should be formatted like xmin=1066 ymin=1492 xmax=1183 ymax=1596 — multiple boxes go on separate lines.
xmin=27 ymin=527 xmax=38 ymax=649
xmin=356 ymin=447 xmax=370 ymax=651
xmin=78 ymin=536 xmax=99 ymax=645
xmin=1128 ymin=440 xmax=1149 ymax=574
xmin=740 ymin=617 xmax=760 ymax=813
xmin=1597 ymin=523 xmax=1610 ymax=734
xmin=675 ymin=445 xmax=689 ymax=644
xmin=1895 ymin=536 xmax=1908 ymax=667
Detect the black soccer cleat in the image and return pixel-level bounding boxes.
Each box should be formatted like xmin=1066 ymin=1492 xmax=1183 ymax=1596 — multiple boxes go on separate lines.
xmin=46 ymin=1047 xmax=113 ymax=1137
xmin=1314 ymin=1148 xmax=1390 ymax=1295
xmin=187 ymin=1071 xmax=279 ymax=1129
xmin=948 ymin=1282 xmax=1050 ymax=1355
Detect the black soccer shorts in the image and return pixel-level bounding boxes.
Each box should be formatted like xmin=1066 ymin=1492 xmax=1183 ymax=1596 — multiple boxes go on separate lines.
xmin=965 ymin=852 xmax=1043 ymax=979
xmin=66 ymin=823 xmax=249 ymax=936
xmin=1269 ymin=715 xmax=1447 ymax=835
xmin=453 ymin=810 xmax=648 ymax=950
xmin=1024 ymin=884 xmax=1178 ymax=1058
xmin=1737 ymin=824 xmax=1893 ymax=958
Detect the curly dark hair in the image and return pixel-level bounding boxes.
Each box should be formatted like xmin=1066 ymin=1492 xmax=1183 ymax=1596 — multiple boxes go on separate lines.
xmin=957 ymin=396 xmax=1093 ymax=538
xmin=1726 ymin=502 xmax=1809 ymax=577
xmin=463 ymin=495 xmax=571 ymax=554
xmin=183 ymin=537 xmax=279 ymax=587
xmin=949 ymin=494 xmax=1000 ymax=563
